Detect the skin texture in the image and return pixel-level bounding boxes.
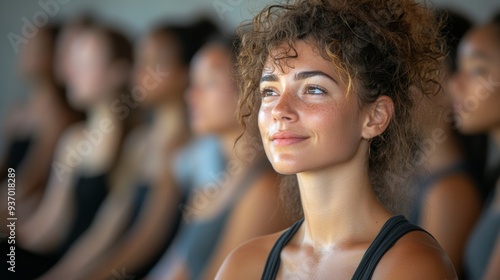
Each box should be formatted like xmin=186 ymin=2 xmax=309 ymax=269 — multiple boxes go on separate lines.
xmin=450 ymin=24 xmax=500 ymax=280
xmin=216 ymin=40 xmax=457 ymax=279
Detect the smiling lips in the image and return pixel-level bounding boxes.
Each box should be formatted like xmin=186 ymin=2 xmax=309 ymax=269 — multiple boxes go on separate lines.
xmin=270 ymin=131 xmax=309 ymax=146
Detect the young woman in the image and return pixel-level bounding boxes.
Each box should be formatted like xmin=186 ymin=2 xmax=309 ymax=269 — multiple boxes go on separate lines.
xmin=147 ymin=37 xmax=291 ymax=280
xmin=0 ymin=24 xmax=83 ymax=225
xmin=217 ymin=0 xmax=457 ymax=279
xmin=15 ymin=24 xmax=133 ymax=279
xmin=449 ymin=13 xmax=500 ymax=280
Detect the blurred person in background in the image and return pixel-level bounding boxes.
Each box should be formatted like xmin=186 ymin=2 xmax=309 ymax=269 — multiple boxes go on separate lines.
xmin=14 ymin=23 xmax=134 ymax=279
xmin=449 ymin=12 xmax=500 ymax=280
xmin=44 ymin=19 xmax=221 ymax=280
xmin=409 ymin=10 xmax=482 ymax=277
xmin=53 ymin=14 xmax=95 ymax=88
xmin=147 ymin=36 xmax=292 ymax=280
xmin=0 ymin=24 xmax=84 ymax=228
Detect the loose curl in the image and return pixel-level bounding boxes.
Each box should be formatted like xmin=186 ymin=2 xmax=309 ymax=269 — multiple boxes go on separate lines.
xmin=236 ymin=0 xmax=446 ymax=217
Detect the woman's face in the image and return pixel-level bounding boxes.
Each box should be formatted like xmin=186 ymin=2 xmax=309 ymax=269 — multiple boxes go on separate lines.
xmin=66 ymin=32 xmax=112 ymax=108
xmin=186 ymin=45 xmax=238 ymax=135
xmin=258 ymin=40 xmax=366 ymax=174
xmin=133 ymin=33 xmax=188 ymax=106
xmin=449 ymin=25 xmax=500 ymax=134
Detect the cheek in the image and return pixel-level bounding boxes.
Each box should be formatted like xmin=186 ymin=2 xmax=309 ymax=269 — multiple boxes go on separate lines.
xmin=212 ymin=88 xmax=238 ymax=125
xmin=460 ymin=95 xmax=500 ymax=133
xmin=308 ymin=102 xmax=361 ymax=153
xmin=457 ymin=76 xmax=500 ymax=133
xmin=258 ymin=104 xmax=274 ymax=162
xmin=258 ymin=103 xmax=271 ymax=137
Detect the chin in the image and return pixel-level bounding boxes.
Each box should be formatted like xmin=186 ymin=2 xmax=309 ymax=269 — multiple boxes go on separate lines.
xmin=456 ymin=120 xmax=489 ymax=135
xmin=269 ymin=161 xmax=306 ymax=175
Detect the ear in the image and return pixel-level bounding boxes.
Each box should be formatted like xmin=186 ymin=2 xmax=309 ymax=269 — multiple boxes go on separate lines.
xmin=361 ymin=95 xmax=394 ymax=139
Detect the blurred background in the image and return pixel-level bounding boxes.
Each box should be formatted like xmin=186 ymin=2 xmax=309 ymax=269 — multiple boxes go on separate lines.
xmin=1 ymin=0 xmax=500 ymax=144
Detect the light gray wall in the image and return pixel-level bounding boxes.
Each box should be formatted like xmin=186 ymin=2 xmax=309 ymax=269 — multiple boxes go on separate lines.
xmin=1 ymin=0 xmax=499 ymax=146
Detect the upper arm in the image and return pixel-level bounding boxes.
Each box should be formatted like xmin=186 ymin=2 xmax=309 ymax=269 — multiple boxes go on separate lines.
xmin=108 ymin=126 xmax=147 ymax=189
xmin=374 ymin=231 xmax=457 ymax=280
xmin=215 ymin=237 xmax=271 ymax=280
xmin=420 ymin=173 xmax=481 ymax=270
xmin=19 ymin=124 xmax=84 ymax=250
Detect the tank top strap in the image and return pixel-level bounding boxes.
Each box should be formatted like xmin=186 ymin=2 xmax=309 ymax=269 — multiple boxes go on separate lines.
xmin=261 ymin=218 xmax=304 ymax=280
xmin=352 ymin=215 xmax=429 ymax=280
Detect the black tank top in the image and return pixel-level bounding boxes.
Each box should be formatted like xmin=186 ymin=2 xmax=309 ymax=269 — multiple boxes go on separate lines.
xmin=262 ymin=215 xmax=429 ymax=280
xmin=56 ymin=172 xmax=109 ymax=256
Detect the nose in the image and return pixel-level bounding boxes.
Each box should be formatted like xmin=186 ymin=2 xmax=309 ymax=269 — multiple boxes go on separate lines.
xmin=271 ymin=92 xmax=298 ymax=122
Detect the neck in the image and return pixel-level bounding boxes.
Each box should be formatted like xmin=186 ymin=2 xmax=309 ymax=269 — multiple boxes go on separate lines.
xmin=424 ymin=125 xmax=463 ymax=171
xmin=87 ymin=99 xmax=121 ymax=131
xmin=152 ymin=99 xmax=189 ymax=145
xmin=296 ymin=140 xmax=391 ymax=246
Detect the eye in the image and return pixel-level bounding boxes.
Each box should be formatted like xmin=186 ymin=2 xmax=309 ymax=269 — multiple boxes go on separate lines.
xmin=260 ymin=88 xmax=278 ymax=98
xmin=305 ymin=85 xmax=327 ymax=95
xmin=470 ymin=67 xmax=487 ymax=77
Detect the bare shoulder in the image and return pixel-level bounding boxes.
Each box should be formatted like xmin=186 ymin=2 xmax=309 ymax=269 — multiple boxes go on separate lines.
xmin=216 ymin=231 xmax=283 ymax=280
xmin=373 ymin=230 xmax=457 ymax=279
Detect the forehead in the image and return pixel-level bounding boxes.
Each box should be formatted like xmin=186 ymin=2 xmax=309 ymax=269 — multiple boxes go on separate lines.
xmin=263 ymin=40 xmax=335 ymax=75
xmin=198 ymin=45 xmax=230 ymax=63
xmin=459 ymin=26 xmax=499 ymax=60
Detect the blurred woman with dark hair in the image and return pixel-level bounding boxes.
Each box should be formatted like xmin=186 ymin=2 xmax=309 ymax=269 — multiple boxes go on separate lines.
xmin=450 ymin=12 xmax=500 ymax=280
xmin=408 ymin=10 xmax=483 ymax=277
xmin=0 ymin=24 xmax=84 ymax=227
xmin=15 ymin=23 xmax=133 ymax=279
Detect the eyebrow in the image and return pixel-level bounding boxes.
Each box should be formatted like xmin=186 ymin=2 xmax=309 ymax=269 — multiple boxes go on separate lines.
xmin=260 ymin=71 xmax=338 ymax=84
xmin=468 ymin=51 xmax=492 ymax=61
xmin=295 ymin=71 xmax=337 ymax=84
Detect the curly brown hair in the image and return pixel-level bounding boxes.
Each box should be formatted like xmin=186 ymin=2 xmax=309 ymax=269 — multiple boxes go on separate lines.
xmin=236 ymin=0 xmax=446 ymax=217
